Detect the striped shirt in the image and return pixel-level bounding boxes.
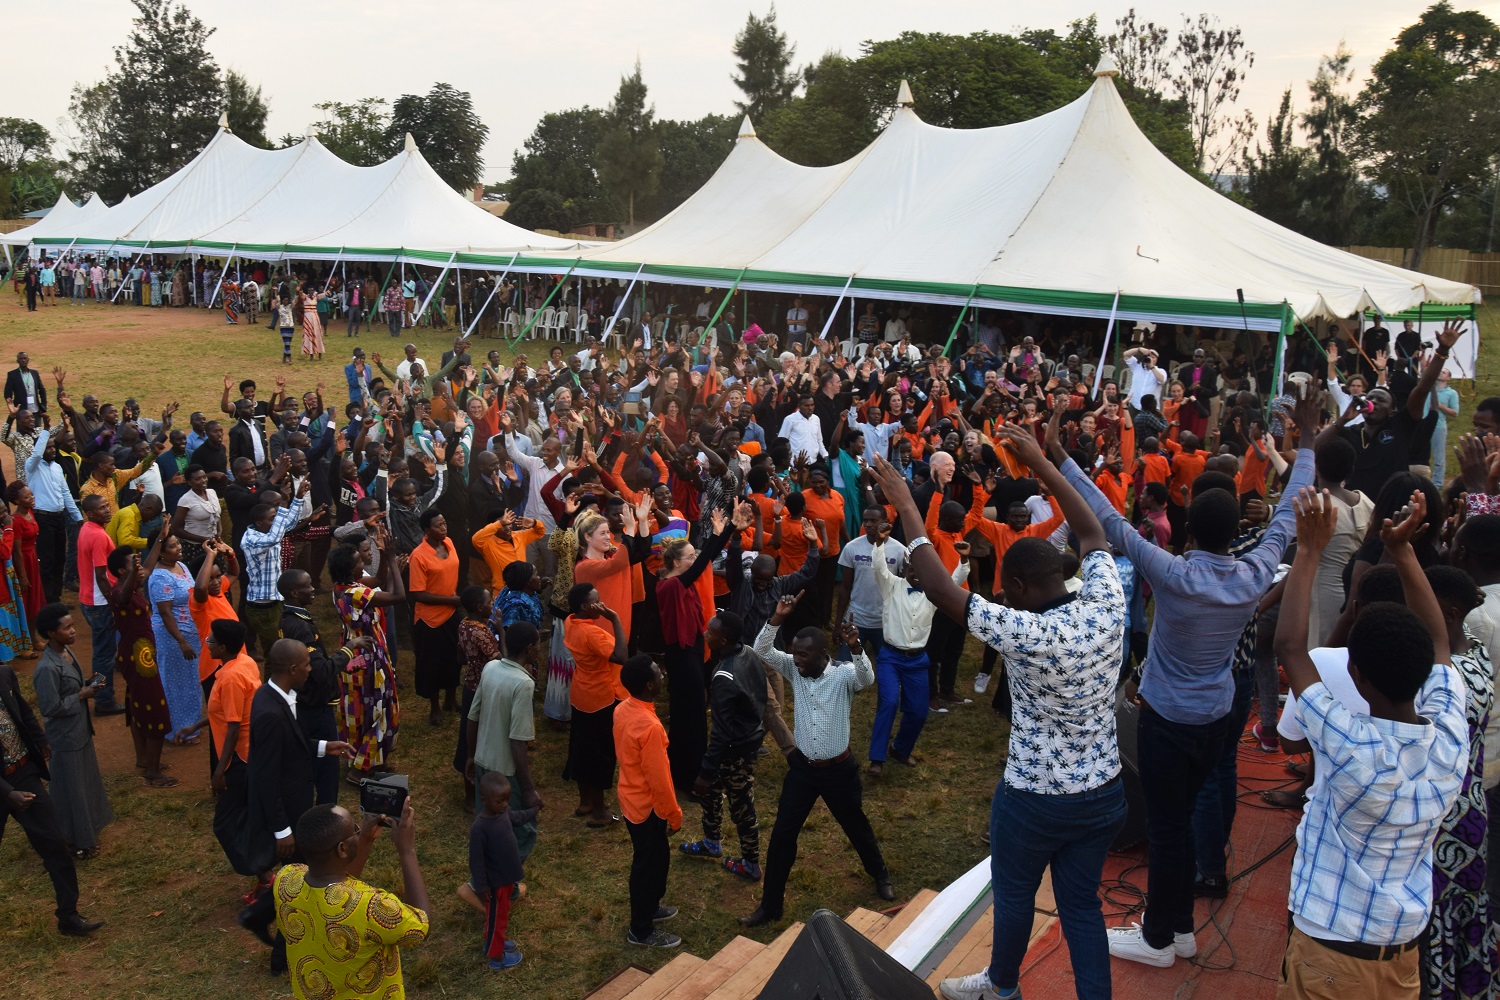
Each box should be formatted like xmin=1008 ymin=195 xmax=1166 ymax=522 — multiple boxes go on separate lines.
xmin=1290 ymin=663 xmax=1466 ymax=945
xmin=753 ymin=622 xmax=872 ymax=761
xmin=241 ymin=498 xmax=305 ymax=602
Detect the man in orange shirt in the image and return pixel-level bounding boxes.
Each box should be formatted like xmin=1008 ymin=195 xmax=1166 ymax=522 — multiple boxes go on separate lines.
xmin=800 ymin=466 xmax=846 ymax=629
xmin=1162 ymin=433 xmax=1207 ymax=549
xmin=923 ymin=484 xmax=984 ymax=709
xmin=775 ymin=492 xmax=821 ymax=576
xmin=471 ymin=509 xmax=546 ymax=584
xmin=1237 ymin=419 xmax=1271 ymax=506
xmin=614 ymin=654 xmax=684 ymax=950
xmin=184 ymin=619 xmax=263 ymax=876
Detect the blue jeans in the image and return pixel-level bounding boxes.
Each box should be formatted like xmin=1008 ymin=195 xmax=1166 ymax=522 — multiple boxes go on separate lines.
xmin=989 ymin=778 xmax=1126 ymax=998
xmin=1191 ymin=669 xmax=1254 ymax=881
xmin=868 ymin=646 xmax=929 ymax=762
xmin=1432 ymin=421 xmax=1448 ymax=485
xmin=857 ymin=626 xmax=884 ymax=666
xmin=1137 ymin=705 xmax=1234 ymax=949
xmin=79 ymin=604 xmax=118 ymax=708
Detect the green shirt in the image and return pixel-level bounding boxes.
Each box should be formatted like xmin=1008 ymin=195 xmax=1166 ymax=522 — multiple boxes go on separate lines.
xmin=467 ymin=658 xmax=536 ymax=775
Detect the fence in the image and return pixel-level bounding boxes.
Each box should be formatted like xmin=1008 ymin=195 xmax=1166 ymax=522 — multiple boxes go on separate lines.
xmin=0 ymin=219 xmax=35 ymax=235
xmin=1342 ymin=246 xmax=1500 ymax=296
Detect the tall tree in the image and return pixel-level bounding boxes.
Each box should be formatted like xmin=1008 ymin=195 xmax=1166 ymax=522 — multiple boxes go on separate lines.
xmin=595 ymin=61 xmax=663 ymax=228
xmin=1239 ymin=88 xmax=1310 ymax=230
xmin=1355 ymin=2 xmax=1500 ymax=266
xmin=637 ymin=114 xmax=738 ymax=223
xmin=1106 ymin=8 xmax=1173 ymax=100
xmin=0 ymin=118 xmax=61 ymax=216
xmin=1172 ymin=14 xmax=1255 ymax=176
xmin=308 ymin=98 xmax=391 ymax=165
xmin=732 ymin=6 xmax=802 ymax=122
xmin=223 ymin=69 xmax=270 ymax=148
xmin=69 ymin=0 xmax=225 ymax=202
xmin=508 ymin=106 xmax=618 ymax=230
xmin=1299 ymin=46 xmax=1359 ymax=244
xmin=384 ymin=83 xmax=489 ymax=191
xmin=0 ymin=119 xmax=52 ymax=173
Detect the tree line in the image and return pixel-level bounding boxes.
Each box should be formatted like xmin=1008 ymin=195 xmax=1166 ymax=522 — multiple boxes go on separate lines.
xmin=1 ymin=1 xmax=1495 ymax=266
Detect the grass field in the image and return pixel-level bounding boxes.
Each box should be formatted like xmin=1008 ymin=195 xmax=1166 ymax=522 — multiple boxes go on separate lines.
xmin=0 ymin=291 xmax=1494 ymax=999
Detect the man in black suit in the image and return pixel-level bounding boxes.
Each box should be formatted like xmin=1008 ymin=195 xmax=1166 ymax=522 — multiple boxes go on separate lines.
xmin=229 ymin=398 xmax=270 ymax=473
xmin=5 ymin=351 xmax=47 ymax=415
xmin=279 ymin=569 xmax=367 ymax=805
xmin=239 ymin=639 xmax=353 ymax=967
xmin=0 ymin=663 xmax=103 ymax=936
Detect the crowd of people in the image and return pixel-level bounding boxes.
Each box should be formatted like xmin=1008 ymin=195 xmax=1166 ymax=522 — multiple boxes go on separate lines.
xmin=1 ymin=283 xmax=1498 ymax=1000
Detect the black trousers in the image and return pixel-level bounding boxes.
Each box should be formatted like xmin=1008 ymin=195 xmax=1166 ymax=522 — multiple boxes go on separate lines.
xmin=35 ymin=510 xmax=69 ymax=605
xmin=626 ymin=811 xmax=670 ymax=939
xmin=760 ymin=752 xmax=887 ymax=918
xmin=928 ymin=613 xmax=966 ymax=698
xmin=0 ymin=761 xmax=80 ymax=918
xmin=298 ymin=703 xmax=340 ymax=806
xmin=663 ymin=641 xmax=708 ymax=794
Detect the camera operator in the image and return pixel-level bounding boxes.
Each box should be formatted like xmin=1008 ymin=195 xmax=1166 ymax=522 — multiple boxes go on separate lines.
xmin=274 ymin=799 xmax=431 ymax=997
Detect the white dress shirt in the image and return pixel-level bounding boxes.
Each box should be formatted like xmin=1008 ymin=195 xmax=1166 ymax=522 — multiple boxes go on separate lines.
xmin=870 ymin=540 xmax=967 ymax=648
xmin=266 ymin=678 xmax=329 ymax=839
xmin=776 ymin=410 xmax=827 ymax=462
xmin=1124 ymin=356 xmax=1166 ymax=409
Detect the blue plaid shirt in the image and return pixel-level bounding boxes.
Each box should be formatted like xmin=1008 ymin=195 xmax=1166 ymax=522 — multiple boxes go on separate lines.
xmin=241 ymin=497 xmax=305 ymax=602
xmin=1290 ymin=663 xmax=1466 ymax=945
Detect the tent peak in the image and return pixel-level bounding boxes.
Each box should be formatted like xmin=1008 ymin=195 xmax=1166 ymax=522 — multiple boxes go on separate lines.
xmin=896 ymin=79 xmax=914 ymax=107
xmin=403 ymin=132 xmax=417 ymax=153
xmin=218 ymin=110 xmax=230 ymax=131
xmin=738 ymin=115 xmax=757 ymax=139
xmin=1093 ymin=53 xmax=1120 ymax=78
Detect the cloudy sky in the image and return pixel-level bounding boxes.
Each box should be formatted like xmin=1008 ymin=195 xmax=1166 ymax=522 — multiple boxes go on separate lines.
xmin=13 ymin=0 xmax=1491 ymax=181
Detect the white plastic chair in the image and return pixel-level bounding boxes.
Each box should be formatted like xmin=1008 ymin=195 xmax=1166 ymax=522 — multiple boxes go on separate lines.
xmin=571 ymin=309 xmax=589 ymax=342
xmin=501 ymin=308 xmax=519 ymax=338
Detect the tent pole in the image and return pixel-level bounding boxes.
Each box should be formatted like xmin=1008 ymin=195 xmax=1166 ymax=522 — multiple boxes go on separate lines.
xmin=1271 ymin=304 xmax=1291 ymax=414
xmin=939 ymin=286 xmax=980 ymax=357
xmin=322 ymin=249 xmax=344 ymax=294
xmin=110 ymin=244 xmax=152 ymax=303
xmin=511 ymin=262 xmax=580 ymax=348
xmin=701 ymin=269 xmax=747 ymax=346
xmin=206 ymin=245 xmax=238 ymax=310
xmin=601 ymin=264 xmax=648 ymax=346
xmin=463 ymin=254 xmax=519 ymax=338
xmin=1090 ymin=291 xmax=1121 ymax=399
xmin=817 ymin=275 xmax=855 ymax=350
xmin=456 ymin=267 xmax=464 ymax=331
xmin=412 ymin=252 xmax=458 ymax=327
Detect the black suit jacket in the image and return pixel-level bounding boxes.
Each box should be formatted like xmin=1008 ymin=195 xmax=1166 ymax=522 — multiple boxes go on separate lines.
xmin=279 ymin=608 xmax=347 ymax=712
xmin=0 ymin=664 xmax=50 ymax=794
xmin=246 ymin=683 xmax=316 ymax=840
xmin=229 ymin=420 xmax=268 ymax=471
xmin=4 ymin=368 xmax=46 ymax=413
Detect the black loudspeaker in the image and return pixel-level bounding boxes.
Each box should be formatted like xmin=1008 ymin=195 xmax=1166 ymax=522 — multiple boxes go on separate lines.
xmin=756 ymin=908 xmax=933 ymax=1000
xmin=1112 ymin=692 xmax=1148 ymax=850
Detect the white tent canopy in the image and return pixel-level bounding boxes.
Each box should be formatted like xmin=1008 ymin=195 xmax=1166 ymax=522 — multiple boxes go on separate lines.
xmin=547 ymin=56 xmax=1479 ymax=333
xmin=7 ymin=124 xmax=585 ymax=260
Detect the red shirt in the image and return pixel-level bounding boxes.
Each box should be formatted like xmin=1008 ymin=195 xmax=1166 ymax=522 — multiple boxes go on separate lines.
xmin=78 ymin=521 xmax=115 ymax=607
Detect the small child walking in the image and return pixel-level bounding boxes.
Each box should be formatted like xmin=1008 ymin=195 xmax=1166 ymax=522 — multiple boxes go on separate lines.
xmin=469 ymin=772 xmax=539 ymax=970
xmin=276 ymin=294 xmax=295 ymax=364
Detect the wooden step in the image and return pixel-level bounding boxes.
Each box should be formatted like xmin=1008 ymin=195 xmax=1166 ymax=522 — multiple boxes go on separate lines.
xmin=621 ymin=953 xmax=707 ymax=1000
xmin=703 ymin=922 xmax=805 ymax=1000
xmin=871 ymin=888 xmax=940 ymax=950
xmin=845 ymin=906 xmax=892 ymax=941
xmin=586 ymin=966 xmax=653 ymax=1000
xmin=659 ymin=936 xmax=766 ymax=1000
xmin=924 ymin=907 xmax=995 ymax=991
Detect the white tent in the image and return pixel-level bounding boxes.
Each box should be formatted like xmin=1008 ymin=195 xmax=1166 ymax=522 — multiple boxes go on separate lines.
xmin=531 ymin=57 xmax=1478 ymax=341
xmin=7 ymin=121 xmax=585 ymax=261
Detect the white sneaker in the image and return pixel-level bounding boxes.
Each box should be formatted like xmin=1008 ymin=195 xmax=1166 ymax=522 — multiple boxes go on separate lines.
xmin=1174 ymin=931 xmax=1197 ymax=958
xmin=939 ymin=968 xmax=1019 ymax=1000
xmin=1107 ymin=922 xmax=1175 ymax=967
xmin=974 ymin=673 xmax=991 ymax=694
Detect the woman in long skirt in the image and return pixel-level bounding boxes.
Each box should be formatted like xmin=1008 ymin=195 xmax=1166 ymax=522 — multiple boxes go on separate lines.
xmin=299 ymin=284 xmax=326 ymax=359
xmin=32 ymin=603 xmax=114 ymax=856
xmin=0 ymin=513 xmax=29 ymax=662
xmin=148 ymin=532 xmax=203 ymax=744
xmin=222 ymin=278 xmax=240 ymax=324
xmin=106 ymin=543 xmax=176 ymax=786
xmin=328 ymin=537 xmax=403 ymax=782
xmin=544 ymin=523 xmax=580 ymax=725
xmin=5 ymin=483 xmax=42 ymax=655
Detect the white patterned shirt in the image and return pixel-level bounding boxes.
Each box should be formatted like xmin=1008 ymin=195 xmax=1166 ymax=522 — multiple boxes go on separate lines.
xmin=1289 ymin=663 xmax=1466 ymax=946
xmin=965 ymin=549 xmax=1124 ymax=794
xmin=753 ymin=623 xmax=872 ymax=761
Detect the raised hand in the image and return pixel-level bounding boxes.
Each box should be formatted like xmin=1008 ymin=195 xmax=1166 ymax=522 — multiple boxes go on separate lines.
xmin=996 ymin=421 xmax=1047 ymax=470
xmin=1436 ymin=319 xmax=1465 ymax=351
xmin=1380 ymin=489 xmax=1429 ymax=551
xmin=52 ymin=365 xmax=66 ymax=386
xmin=710 ymin=505 xmax=729 ymax=535
xmin=732 ymin=498 xmax=754 ymax=531
xmin=773 ymin=590 xmax=803 ymax=620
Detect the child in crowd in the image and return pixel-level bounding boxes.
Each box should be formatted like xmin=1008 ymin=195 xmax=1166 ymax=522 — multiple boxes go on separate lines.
xmin=468 ymin=772 xmax=539 ymax=971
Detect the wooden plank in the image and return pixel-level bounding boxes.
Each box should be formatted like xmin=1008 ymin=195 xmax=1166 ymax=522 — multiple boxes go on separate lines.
xmin=871 ymin=888 xmax=940 ymax=950
xmin=621 ymin=954 xmax=707 ymax=1000
xmin=704 ymin=922 xmax=804 ymax=1000
xmin=660 ymin=936 xmax=766 ymax=1000
xmin=844 ymin=907 xmax=891 ymax=941
xmin=586 ymin=966 xmax=654 ymax=1000
xmin=924 ymin=908 xmax=995 ymax=990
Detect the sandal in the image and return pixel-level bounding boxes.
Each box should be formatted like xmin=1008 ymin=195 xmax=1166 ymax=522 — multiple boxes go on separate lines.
xmin=143 ymin=775 xmax=179 ymax=788
xmin=585 ymin=815 xmax=620 ymax=829
xmin=723 ymin=857 xmax=762 ymax=882
xmin=679 ymin=839 xmax=722 ymax=859
xmin=1284 ymin=760 xmax=1308 ymax=779
xmin=1260 ymin=789 xmax=1308 ymax=809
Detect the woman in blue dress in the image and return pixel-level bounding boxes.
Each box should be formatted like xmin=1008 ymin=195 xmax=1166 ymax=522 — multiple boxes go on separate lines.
xmin=148 ymin=530 xmax=203 ymax=744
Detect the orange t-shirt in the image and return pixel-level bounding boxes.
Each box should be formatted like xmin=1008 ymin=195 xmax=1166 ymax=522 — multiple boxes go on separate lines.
xmin=1238 ymin=445 xmax=1270 ymax=497
xmin=564 ymin=616 xmax=626 ymax=713
xmin=574 ymin=542 xmax=634 ymax=641
xmin=207 ymin=652 xmax=259 ymax=763
xmin=408 ymin=537 xmax=460 ymax=627
xmin=471 ymin=520 xmax=546 ymax=581
xmin=777 ymin=514 xmax=813 ymax=575
xmin=746 ymin=493 xmax=778 ymax=559
xmin=614 ymin=696 xmax=682 ymax=828
xmin=1162 ymin=440 xmax=1206 ymax=507
xmin=189 ymin=573 xmax=240 ymax=682
xmin=801 ymin=490 xmax=846 ymax=557
xmin=1139 ymin=452 xmax=1170 ymax=486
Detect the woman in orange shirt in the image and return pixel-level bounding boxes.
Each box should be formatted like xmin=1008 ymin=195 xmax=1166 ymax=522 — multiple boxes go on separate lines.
xmin=563 ymin=583 xmax=628 ymax=827
xmin=1160 ymin=380 xmax=1185 ymax=443
xmin=800 ymin=466 xmax=847 ymax=629
xmin=573 ymin=499 xmax=651 ymax=644
xmin=408 ymin=508 xmax=462 ymax=727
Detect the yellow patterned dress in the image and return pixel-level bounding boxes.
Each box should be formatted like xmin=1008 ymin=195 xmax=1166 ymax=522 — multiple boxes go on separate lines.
xmin=273 ymin=864 xmax=430 ymax=999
